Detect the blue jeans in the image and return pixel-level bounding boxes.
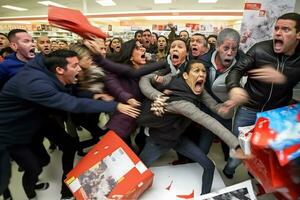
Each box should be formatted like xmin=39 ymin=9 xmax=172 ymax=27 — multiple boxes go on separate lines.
xmin=223 ymin=106 xmax=257 ymax=175
xmin=139 ymin=136 xmax=215 ymax=194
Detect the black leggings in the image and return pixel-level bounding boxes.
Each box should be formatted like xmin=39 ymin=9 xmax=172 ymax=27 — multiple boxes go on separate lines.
xmin=42 ymin=119 xmax=77 ymax=198
xmin=8 ymin=143 xmax=45 ymax=198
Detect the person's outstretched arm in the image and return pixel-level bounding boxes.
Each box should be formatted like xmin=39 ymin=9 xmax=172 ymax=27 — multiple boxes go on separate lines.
xmin=93 ymin=54 xmax=169 ymax=78
xmin=139 ymin=73 xmax=172 ymax=100
xmin=167 ymin=100 xmax=239 ymax=149
xmin=85 ymin=39 xmax=169 ymax=78
xmin=200 ymin=89 xmax=234 ymax=119
xmin=22 ymin=78 xmax=140 ymax=118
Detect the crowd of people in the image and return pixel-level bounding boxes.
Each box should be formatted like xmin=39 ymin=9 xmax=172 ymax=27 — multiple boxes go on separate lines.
xmin=0 ymin=12 xmax=299 ymax=200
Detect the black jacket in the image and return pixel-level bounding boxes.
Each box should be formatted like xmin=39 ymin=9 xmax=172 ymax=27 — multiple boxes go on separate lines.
xmin=226 ymin=40 xmax=300 ymax=111
xmin=138 ymin=76 xmax=198 ymax=145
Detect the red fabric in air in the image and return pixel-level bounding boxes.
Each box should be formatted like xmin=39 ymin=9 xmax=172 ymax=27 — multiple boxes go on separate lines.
xmin=48 ymin=5 xmax=107 ymax=39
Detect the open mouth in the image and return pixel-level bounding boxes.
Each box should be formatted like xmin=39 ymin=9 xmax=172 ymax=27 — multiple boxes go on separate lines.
xmin=172 ymin=54 xmax=179 ymax=59
xmin=74 ymin=74 xmax=79 ymax=83
xmin=29 ymin=48 xmax=36 ymax=56
xmin=224 ymin=59 xmax=232 ymax=64
xmin=171 ymin=54 xmax=180 ymax=65
xmin=141 ymin=54 xmax=146 ymax=59
xmin=192 ymin=47 xmax=199 ymax=56
xmin=194 ymin=80 xmax=204 ymax=94
xmin=274 ymin=39 xmax=284 ymax=51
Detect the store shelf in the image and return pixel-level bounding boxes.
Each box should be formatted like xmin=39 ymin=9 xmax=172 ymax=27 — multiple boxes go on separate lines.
xmin=29 ymin=30 xmax=81 ymax=42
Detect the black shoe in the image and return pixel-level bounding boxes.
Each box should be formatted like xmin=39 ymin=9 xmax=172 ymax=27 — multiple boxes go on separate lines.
xmin=34 ymin=182 xmax=50 ymax=190
xmin=77 ymin=150 xmax=87 ymax=157
xmin=60 ymin=197 xmax=74 ymax=200
xmin=49 ymin=143 xmax=57 ymax=153
xmin=3 ymin=188 xmax=13 ymax=200
xmin=222 ymin=168 xmax=234 ymax=179
xmin=224 ymin=155 xmax=229 ymax=162
xmin=18 ymin=166 xmax=24 ymax=172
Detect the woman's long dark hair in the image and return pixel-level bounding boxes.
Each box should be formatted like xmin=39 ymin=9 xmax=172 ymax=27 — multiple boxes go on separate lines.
xmin=108 ymin=39 xmax=137 ymax=64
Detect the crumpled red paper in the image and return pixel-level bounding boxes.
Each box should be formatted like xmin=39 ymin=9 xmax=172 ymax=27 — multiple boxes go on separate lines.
xmin=48 ymin=5 xmax=107 ymax=39
xmin=176 ymin=190 xmax=194 ymax=199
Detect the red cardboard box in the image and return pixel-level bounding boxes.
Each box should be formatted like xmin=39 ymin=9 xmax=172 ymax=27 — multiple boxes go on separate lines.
xmin=64 ymin=131 xmax=154 ymax=200
xmin=244 ymin=116 xmax=300 ymax=199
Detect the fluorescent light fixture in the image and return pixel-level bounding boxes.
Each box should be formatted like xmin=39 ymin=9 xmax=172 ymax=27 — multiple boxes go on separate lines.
xmin=2 ymin=5 xmax=28 ymax=11
xmin=96 ymin=0 xmax=116 ymax=6
xmin=38 ymin=1 xmax=67 ymax=8
xmin=154 ymin=0 xmax=172 ymax=4
xmin=198 ymin=0 xmax=218 ymax=3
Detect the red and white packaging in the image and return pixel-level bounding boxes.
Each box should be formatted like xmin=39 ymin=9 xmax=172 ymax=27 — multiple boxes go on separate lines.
xmin=238 ymin=125 xmax=255 ymax=155
xmin=64 ymin=131 xmax=154 ymax=200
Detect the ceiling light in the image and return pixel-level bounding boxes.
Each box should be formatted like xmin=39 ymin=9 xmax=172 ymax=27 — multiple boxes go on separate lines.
xmin=2 ymin=5 xmax=28 ymax=11
xmin=198 ymin=0 xmax=218 ymax=3
xmin=96 ymin=0 xmax=116 ymax=6
xmin=154 ymin=0 xmax=172 ymax=4
xmin=38 ymin=1 xmax=67 ymax=8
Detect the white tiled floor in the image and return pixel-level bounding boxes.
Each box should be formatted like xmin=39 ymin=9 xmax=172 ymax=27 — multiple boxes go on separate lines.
xmin=1 ymin=131 xmax=275 ymax=200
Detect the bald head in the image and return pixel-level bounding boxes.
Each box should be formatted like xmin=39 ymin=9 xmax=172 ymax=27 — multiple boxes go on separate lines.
xmin=37 ymin=36 xmax=51 ymax=55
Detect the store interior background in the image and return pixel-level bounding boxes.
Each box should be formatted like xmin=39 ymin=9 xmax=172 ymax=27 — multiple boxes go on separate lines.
xmin=1 ymin=0 xmax=299 ymax=42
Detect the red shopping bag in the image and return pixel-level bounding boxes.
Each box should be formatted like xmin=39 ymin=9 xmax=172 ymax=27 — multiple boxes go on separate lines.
xmin=64 ymin=131 xmax=154 ymax=200
xmin=48 ymin=5 xmax=107 ymax=39
xmin=244 ymin=145 xmax=300 ymax=199
xmin=244 ymin=144 xmax=287 ymax=192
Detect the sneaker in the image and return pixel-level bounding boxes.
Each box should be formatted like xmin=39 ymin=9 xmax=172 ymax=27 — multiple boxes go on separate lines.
xmin=34 ymin=182 xmax=50 ymax=190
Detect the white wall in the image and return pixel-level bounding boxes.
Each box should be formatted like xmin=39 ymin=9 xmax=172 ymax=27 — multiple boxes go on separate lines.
xmin=295 ymin=0 xmax=300 ymax=13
